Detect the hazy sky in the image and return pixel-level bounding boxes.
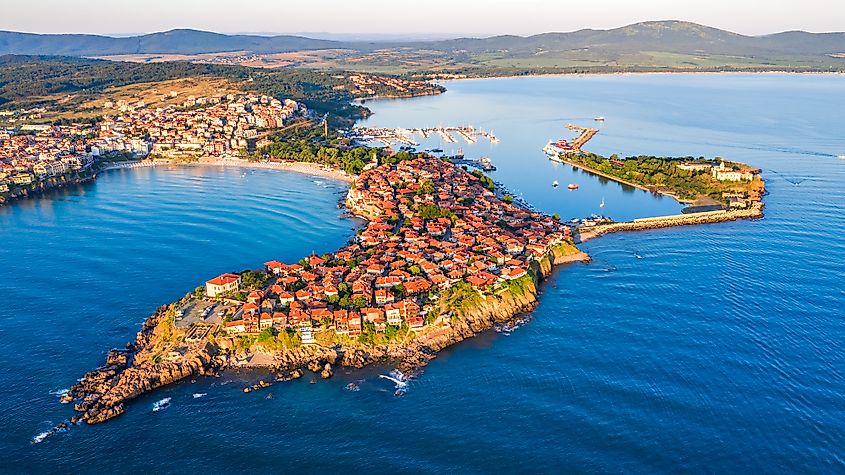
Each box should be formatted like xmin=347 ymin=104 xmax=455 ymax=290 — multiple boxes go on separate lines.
xmin=2 ymin=0 xmax=843 ymax=37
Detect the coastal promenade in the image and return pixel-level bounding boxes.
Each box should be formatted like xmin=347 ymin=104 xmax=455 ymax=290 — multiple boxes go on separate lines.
xmin=555 ymin=155 xmax=697 ymax=203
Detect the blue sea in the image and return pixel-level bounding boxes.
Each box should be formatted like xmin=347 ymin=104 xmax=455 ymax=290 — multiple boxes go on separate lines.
xmin=2 ymin=74 xmax=844 ymax=473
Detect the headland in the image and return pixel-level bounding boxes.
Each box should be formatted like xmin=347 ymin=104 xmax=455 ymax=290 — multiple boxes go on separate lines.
xmin=59 ymin=155 xmax=588 ymax=427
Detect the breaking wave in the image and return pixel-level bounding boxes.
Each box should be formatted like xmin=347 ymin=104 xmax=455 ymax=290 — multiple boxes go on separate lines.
xmin=152 ymin=397 xmax=172 ymax=412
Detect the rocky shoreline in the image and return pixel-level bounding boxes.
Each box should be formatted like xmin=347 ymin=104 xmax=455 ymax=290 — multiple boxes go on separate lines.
xmin=0 ymin=169 xmax=97 ymax=206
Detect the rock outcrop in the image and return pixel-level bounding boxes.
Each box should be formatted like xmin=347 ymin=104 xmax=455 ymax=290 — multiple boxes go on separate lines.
xmin=63 ymin=305 xmax=224 ymax=425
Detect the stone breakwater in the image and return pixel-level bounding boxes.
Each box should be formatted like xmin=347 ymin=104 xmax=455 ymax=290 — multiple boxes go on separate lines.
xmin=578 ymin=203 xmax=764 ymax=241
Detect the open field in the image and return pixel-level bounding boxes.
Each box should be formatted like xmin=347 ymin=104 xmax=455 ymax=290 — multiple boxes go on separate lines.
xmin=93 ymin=49 xmax=354 ymax=69
xmin=4 ymin=76 xmax=241 ymax=124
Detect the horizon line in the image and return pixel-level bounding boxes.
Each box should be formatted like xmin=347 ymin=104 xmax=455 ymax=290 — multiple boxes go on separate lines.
xmin=1 ymin=20 xmax=844 ymax=40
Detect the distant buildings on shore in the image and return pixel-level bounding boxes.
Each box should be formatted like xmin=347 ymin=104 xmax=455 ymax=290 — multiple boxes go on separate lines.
xmin=1 ymin=94 xmax=306 ymax=201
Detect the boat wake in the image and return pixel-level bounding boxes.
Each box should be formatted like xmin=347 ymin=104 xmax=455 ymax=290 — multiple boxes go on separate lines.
xmin=152 ymin=397 xmax=172 ymax=412
xmin=192 ymin=393 xmax=207 ymax=399
xmin=49 ymin=388 xmax=69 ymax=397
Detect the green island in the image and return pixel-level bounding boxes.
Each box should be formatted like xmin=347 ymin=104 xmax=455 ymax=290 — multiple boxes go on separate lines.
xmin=561 ymin=153 xmax=766 ymax=208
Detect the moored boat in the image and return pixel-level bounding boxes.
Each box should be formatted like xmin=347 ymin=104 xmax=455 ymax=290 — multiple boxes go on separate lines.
xmin=543 ymin=140 xmax=575 ymax=160
xmin=567 ymin=183 xmax=579 ymax=190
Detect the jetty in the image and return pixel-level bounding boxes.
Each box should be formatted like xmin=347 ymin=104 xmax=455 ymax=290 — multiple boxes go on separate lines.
xmin=565 ymin=124 xmax=599 ymax=151
xmin=577 ymin=203 xmax=764 ymax=242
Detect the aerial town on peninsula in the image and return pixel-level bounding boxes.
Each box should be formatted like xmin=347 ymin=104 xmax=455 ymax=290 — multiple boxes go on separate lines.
xmin=0 ymin=63 xmax=766 ymax=432
xmin=59 ymin=153 xmax=586 ymax=425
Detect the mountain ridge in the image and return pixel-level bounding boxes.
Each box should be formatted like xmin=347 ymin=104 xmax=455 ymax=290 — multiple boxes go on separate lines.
xmin=1 ymin=21 xmax=843 ymax=57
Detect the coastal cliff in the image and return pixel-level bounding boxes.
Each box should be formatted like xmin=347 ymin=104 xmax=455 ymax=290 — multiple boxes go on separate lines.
xmin=62 ymin=305 xmax=225 ymax=424
xmin=0 ymin=169 xmax=97 ymax=206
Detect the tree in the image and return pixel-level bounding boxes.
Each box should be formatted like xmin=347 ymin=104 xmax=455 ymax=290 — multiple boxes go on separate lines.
xmin=552 ymin=213 xmax=561 ymax=221
xmin=241 ymin=270 xmax=269 ymax=289
xmin=393 ymin=283 xmax=406 ymax=299
xmin=503 ymin=194 xmax=513 ymax=204
xmin=194 ymin=286 xmax=205 ymax=299
xmin=419 ymin=180 xmax=435 ymax=195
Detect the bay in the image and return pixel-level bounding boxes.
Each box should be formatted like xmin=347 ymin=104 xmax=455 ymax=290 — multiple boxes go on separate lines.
xmin=2 ymin=73 xmax=844 ymax=473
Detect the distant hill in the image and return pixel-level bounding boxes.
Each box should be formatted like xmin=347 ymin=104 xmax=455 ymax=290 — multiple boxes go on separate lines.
xmin=1 ymin=21 xmax=843 ymax=73
xmin=415 ymin=21 xmax=845 ymax=56
xmin=0 ymin=29 xmax=346 ymax=56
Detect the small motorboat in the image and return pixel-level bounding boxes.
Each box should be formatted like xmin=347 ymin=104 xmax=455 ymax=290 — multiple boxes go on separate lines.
xmin=567 ymin=183 xmax=579 ymax=190
xmin=594 ymin=116 xmax=606 ymax=122
xmin=838 ymin=154 xmax=845 ymax=160
xmin=552 ymin=180 xmax=559 ymax=187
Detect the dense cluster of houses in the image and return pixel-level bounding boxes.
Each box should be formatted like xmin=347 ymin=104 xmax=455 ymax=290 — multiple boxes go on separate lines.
xmin=0 ymin=125 xmax=96 ymax=193
xmin=0 ymin=94 xmax=304 ymax=196
xmin=107 ymin=94 xmax=303 ymax=157
xmin=213 ymin=156 xmax=573 ymax=344
xmin=342 ymin=74 xmax=440 ymax=97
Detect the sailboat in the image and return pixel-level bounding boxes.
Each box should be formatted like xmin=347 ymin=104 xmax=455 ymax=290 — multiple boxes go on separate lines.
xmin=599 ymin=197 xmax=605 ymax=208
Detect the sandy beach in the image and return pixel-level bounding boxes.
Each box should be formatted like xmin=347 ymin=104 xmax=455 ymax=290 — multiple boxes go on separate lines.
xmin=103 ymin=158 xmax=356 ymax=184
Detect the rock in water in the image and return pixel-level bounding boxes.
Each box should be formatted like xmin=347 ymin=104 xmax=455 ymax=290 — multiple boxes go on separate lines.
xmin=321 ymin=363 xmax=333 ymax=379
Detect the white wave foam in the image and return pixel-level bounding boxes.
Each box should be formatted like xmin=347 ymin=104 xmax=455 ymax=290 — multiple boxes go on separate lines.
xmin=31 ymin=431 xmax=50 ymax=444
xmin=49 ymin=388 xmax=69 ymax=397
xmin=152 ymin=397 xmax=172 ymax=412
xmin=192 ymin=393 xmax=207 ymax=399
xmin=378 ymin=374 xmax=408 ymax=388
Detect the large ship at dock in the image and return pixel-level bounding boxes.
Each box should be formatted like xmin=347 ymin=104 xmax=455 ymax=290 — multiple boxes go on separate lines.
xmin=543 ymin=140 xmax=575 ymax=161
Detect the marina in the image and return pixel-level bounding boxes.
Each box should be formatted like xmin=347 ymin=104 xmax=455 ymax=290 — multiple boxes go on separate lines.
xmin=348 ymin=126 xmax=499 ymax=148
xmin=451 ymin=155 xmax=497 ymax=172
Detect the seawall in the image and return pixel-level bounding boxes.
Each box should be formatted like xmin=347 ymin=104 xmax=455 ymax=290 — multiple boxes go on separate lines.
xmin=578 ymin=203 xmax=764 ymax=241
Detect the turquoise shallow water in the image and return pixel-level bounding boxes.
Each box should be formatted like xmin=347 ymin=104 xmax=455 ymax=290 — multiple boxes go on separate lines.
xmin=2 ymin=74 xmax=845 ymax=473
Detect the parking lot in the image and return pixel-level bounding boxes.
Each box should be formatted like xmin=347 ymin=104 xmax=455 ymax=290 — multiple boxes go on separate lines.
xmin=174 ymin=299 xmax=234 ymax=328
